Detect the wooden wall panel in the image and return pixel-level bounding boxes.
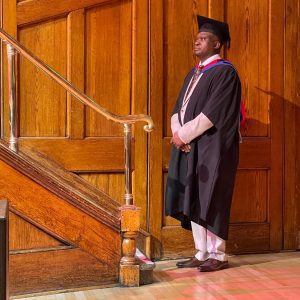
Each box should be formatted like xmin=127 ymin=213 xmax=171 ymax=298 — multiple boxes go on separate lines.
xmin=9 ymin=212 xmax=64 ymax=251
xmin=0 ymin=160 xmax=121 ymax=266
xmin=80 ymin=173 xmax=125 ymax=204
xmin=284 ymin=0 xmax=300 ymax=249
xmin=16 ymin=0 xmax=113 ymax=26
xmin=10 ymin=248 xmax=118 ymax=295
xmin=85 ymin=0 xmax=132 ymax=137
xmin=231 ymin=170 xmax=268 ymax=223
xmin=226 ymin=0 xmax=270 ymax=137
xmin=18 ymin=18 xmax=67 ymax=137
xmin=67 ymin=9 xmax=85 ymax=139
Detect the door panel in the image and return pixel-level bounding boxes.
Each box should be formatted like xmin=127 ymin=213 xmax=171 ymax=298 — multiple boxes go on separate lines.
xmin=85 ymin=1 xmax=131 ymax=137
xmin=2 ymin=0 xmax=148 ymax=229
xmin=19 ymin=18 xmax=67 ymax=137
xmin=149 ymin=0 xmax=284 ymax=258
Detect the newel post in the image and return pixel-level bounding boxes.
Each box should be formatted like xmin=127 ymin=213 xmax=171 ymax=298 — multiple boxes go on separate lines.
xmin=119 ymin=205 xmax=141 ymax=286
xmin=119 ymin=123 xmax=141 ymax=286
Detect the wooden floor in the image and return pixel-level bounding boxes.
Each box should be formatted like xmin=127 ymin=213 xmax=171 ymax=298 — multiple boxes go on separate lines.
xmin=15 ymin=252 xmax=300 ymax=299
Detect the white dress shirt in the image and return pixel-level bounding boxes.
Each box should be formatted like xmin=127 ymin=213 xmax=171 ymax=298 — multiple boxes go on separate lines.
xmin=171 ymin=54 xmax=221 ymax=144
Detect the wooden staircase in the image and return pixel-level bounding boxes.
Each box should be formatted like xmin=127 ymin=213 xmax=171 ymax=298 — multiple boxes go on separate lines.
xmin=0 ymin=141 xmax=154 ymax=296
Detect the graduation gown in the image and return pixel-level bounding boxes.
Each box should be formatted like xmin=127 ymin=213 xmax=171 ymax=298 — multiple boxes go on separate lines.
xmin=165 ymin=62 xmax=241 ymax=240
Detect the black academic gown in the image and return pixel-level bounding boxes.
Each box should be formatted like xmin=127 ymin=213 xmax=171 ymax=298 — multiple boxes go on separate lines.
xmin=165 ymin=63 xmax=241 ymax=240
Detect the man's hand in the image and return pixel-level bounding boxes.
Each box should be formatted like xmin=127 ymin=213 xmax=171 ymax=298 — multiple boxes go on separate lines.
xmin=172 ymin=132 xmax=185 ymax=148
xmin=180 ymin=144 xmax=191 ymax=153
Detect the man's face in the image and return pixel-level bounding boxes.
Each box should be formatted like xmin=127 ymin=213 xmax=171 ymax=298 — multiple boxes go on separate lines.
xmin=194 ymin=31 xmax=220 ymax=60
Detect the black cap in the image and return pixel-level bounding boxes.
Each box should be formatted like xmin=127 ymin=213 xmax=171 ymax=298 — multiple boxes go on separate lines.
xmin=197 ymin=15 xmax=231 ymax=48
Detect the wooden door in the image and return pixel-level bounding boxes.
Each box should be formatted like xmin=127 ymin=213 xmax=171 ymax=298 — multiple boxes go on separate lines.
xmin=1 ymin=0 xmax=149 ymax=228
xmin=149 ymin=0 xmax=284 ymax=258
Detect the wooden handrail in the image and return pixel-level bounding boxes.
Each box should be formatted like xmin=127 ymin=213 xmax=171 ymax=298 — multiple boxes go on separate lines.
xmin=0 ymin=28 xmax=154 ymax=132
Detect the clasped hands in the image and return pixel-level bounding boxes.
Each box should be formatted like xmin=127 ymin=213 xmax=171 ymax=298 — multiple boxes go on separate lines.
xmin=171 ymin=132 xmax=191 ymax=153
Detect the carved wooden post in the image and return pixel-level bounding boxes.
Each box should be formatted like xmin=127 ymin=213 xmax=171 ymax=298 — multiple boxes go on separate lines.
xmin=0 ymin=200 xmax=9 ymax=300
xmin=119 ymin=205 xmax=141 ymax=287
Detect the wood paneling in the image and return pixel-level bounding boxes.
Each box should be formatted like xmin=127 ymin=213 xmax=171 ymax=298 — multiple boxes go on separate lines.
xmin=17 ymin=0 xmax=113 ymax=26
xmin=67 ymin=9 xmax=85 ymax=139
xmin=269 ymin=0 xmax=284 ymax=250
xmin=80 ymin=173 xmax=125 ymax=204
xmin=18 ymin=17 xmax=67 ymax=137
xmin=19 ymin=138 xmax=127 ymax=172
xmin=284 ymin=0 xmax=300 ymax=250
xmin=10 ymin=248 xmax=118 ymax=295
xmin=148 ymin=0 xmax=163 ymax=258
xmin=2 ymin=0 xmax=295 ymax=263
xmin=0 ymin=160 xmax=121 ymax=266
xmin=9 ymin=212 xmax=64 ymax=250
xmin=231 ymin=170 xmax=268 ymax=223
xmin=226 ymin=0 xmax=270 ymax=137
xmin=131 ymin=0 xmax=148 ymax=230
xmin=85 ymin=1 xmax=131 ymax=137
xmin=0 ymin=140 xmax=120 ymax=230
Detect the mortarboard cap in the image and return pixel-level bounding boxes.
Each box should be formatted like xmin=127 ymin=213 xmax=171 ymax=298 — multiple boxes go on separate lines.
xmin=197 ymin=15 xmax=231 ymax=48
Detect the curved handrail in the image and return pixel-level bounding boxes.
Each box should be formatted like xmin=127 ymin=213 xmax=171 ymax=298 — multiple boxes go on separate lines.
xmin=0 ymin=28 xmax=154 ymax=132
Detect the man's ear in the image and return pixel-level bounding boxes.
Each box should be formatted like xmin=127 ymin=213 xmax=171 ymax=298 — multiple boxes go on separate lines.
xmin=214 ymin=40 xmax=222 ymax=50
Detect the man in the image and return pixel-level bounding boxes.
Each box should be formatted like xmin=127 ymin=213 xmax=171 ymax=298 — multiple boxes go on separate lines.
xmin=165 ymin=15 xmax=241 ymax=272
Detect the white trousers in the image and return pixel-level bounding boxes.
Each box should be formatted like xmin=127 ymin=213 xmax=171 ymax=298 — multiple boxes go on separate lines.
xmin=191 ymin=221 xmax=227 ymax=261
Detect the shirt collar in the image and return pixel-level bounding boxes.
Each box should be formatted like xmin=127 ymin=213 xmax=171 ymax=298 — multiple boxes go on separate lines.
xmin=199 ymin=54 xmax=222 ymax=67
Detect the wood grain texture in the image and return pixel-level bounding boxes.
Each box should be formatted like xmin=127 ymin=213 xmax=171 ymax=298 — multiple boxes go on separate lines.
xmin=9 ymin=248 xmax=119 ymax=296
xmin=67 ymin=9 xmax=85 ymax=139
xmin=18 ymin=138 xmax=129 ymax=172
xmin=131 ymin=0 xmax=148 ymax=230
xmin=226 ymin=0 xmax=270 ymax=137
xmin=0 ymin=159 xmax=121 ymax=267
xmin=0 ymin=140 xmax=120 ymax=230
xmin=148 ymin=0 xmax=164 ymax=258
xmin=85 ymin=0 xmax=131 ymax=137
xmin=269 ymin=0 xmax=284 ymax=250
xmin=17 ymin=0 xmax=114 ymax=26
xmin=9 ymin=212 xmax=65 ymax=251
xmin=231 ymin=170 xmax=268 ymax=223
xmin=283 ymin=0 xmax=300 ymax=250
xmin=80 ymin=173 xmax=125 ymax=204
xmin=18 ymin=17 xmax=67 ymax=137
xmin=161 ymin=223 xmax=270 ymax=258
